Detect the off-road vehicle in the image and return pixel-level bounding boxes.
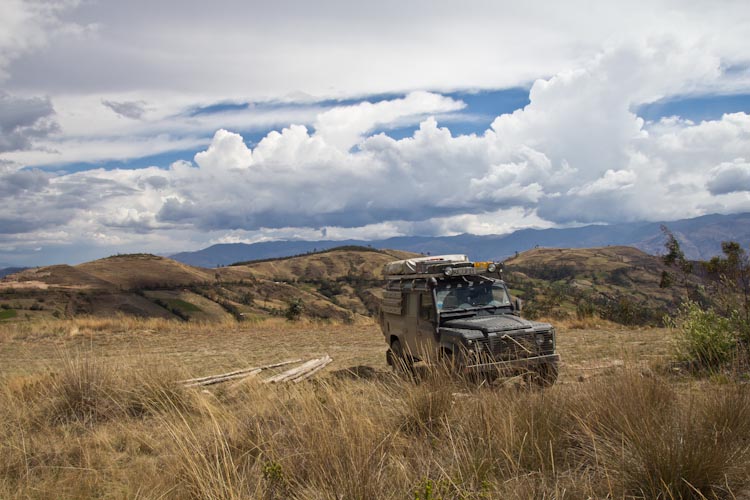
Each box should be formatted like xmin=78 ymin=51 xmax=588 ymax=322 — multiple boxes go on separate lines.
xmin=378 ymin=255 xmax=559 ymax=384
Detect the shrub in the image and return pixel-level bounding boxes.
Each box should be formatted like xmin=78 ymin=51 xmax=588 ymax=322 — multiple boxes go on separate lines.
xmin=576 ymin=298 xmax=595 ymax=319
xmin=45 ymin=353 xmax=120 ymax=425
xmin=670 ymin=301 xmax=735 ymax=370
xmin=284 ymin=299 xmax=304 ymax=321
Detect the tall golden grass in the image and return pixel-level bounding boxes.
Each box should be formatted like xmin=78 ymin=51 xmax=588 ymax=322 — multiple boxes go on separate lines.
xmin=2 ymin=351 xmax=749 ymax=499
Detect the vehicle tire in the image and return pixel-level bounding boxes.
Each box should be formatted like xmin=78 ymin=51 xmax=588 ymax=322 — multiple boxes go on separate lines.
xmin=390 ymin=339 xmax=413 ymax=374
xmin=532 ymin=362 xmax=559 ymax=387
xmin=385 ymin=348 xmax=395 ymax=367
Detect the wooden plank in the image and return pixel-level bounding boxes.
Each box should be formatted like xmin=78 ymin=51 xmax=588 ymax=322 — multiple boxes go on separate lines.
xmin=227 ymin=368 xmax=263 ymax=389
xmin=180 ymin=359 xmax=302 ymax=386
xmin=383 ymin=290 xmax=403 ymax=300
xmin=192 ymin=368 xmax=264 ymax=388
xmin=292 ymin=356 xmax=332 ymax=383
xmin=265 ymin=358 xmax=325 ymax=384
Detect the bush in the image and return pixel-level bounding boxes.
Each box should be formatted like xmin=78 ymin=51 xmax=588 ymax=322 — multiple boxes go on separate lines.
xmin=284 ymin=299 xmax=304 ymax=321
xmin=670 ymin=301 xmax=736 ymax=370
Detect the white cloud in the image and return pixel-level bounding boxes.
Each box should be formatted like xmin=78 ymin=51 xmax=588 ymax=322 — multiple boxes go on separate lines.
xmin=194 ymin=129 xmax=253 ymax=170
xmin=0 ymin=0 xmax=84 ymax=79
xmin=1 ymin=35 xmax=750 ymax=262
xmin=707 ymin=159 xmax=750 ymax=195
xmin=0 ymin=91 xmax=58 ymax=152
xmin=313 ymin=91 xmax=465 ymax=151
xmin=571 ymin=169 xmax=638 ymax=196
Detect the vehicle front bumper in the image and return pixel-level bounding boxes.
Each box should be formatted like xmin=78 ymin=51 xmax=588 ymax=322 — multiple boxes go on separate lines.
xmin=462 ymin=353 xmax=560 ymax=374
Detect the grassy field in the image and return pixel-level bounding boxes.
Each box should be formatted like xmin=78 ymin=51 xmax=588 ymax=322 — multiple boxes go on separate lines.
xmin=1 ymin=317 xmax=749 ymax=499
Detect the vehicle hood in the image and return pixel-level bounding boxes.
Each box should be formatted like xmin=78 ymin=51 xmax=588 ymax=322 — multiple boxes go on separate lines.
xmin=442 ymin=314 xmax=546 ymax=335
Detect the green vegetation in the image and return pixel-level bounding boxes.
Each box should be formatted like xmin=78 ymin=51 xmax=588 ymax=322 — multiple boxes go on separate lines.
xmin=666 ymin=237 xmax=750 ymax=372
xmin=153 ymin=298 xmax=192 ymax=321
xmin=0 ymin=309 xmax=17 ymax=320
xmin=670 ymin=301 xmax=736 ymax=369
xmin=284 ymin=298 xmax=304 ymax=321
xmin=163 ymin=298 xmax=202 ymax=312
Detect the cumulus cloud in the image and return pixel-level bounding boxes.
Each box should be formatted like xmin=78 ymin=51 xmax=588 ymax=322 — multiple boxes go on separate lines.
xmin=707 ymin=159 xmax=750 ymax=194
xmin=313 ymin=91 xmax=465 ymax=151
xmin=0 ymin=91 xmax=58 ymax=152
xmin=0 ymin=169 xmax=49 ymax=196
xmin=0 ymin=0 xmax=87 ymax=79
xmin=194 ymin=129 xmax=253 ymax=170
xmin=1 ymin=39 xmax=750 ymax=261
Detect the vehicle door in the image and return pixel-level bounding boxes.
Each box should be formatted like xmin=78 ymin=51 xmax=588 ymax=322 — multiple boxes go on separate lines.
xmin=407 ymin=292 xmax=437 ymax=360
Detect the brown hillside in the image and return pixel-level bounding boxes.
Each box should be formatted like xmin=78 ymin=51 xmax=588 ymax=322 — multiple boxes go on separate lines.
xmin=0 ymin=264 xmax=115 ymax=290
xmin=77 ymin=254 xmax=215 ymax=289
xmin=232 ymin=248 xmax=417 ymax=282
xmin=503 ymin=246 xmax=696 ymax=323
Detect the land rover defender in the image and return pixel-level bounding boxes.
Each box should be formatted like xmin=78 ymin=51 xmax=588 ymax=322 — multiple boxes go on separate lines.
xmin=378 ymin=255 xmax=559 ymax=384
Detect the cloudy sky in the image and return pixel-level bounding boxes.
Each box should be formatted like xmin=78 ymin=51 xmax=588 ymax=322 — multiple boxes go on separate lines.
xmin=1 ymin=0 xmax=750 ymax=266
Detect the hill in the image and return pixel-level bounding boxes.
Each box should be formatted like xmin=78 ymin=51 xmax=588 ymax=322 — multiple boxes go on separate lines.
xmin=0 ymin=267 xmax=27 ymax=279
xmin=231 ymin=247 xmax=415 ymax=281
xmin=504 ymin=246 xmax=697 ymax=324
xmin=77 ymin=253 xmax=216 ymax=289
xmin=0 ymin=248 xmax=420 ymax=323
xmin=0 ymin=245 xmax=712 ymax=326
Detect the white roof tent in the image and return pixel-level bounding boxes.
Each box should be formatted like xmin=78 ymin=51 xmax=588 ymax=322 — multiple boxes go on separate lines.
xmin=383 ymin=254 xmax=502 ymax=280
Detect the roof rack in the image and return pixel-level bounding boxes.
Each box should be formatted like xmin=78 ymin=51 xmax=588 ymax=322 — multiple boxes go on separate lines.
xmin=384 ymin=255 xmax=502 ymax=281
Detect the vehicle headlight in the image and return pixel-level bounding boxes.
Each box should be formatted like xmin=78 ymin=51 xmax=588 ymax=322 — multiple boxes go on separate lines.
xmin=444 ymin=266 xmax=453 ymax=276
xmin=487 ymin=263 xmax=497 ymax=272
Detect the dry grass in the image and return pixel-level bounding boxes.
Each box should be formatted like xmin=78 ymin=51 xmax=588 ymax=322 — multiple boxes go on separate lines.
xmin=1 ymin=318 xmax=749 ymax=499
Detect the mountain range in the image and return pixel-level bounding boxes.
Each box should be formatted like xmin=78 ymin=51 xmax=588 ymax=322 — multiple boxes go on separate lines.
xmin=170 ymin=212 xmax=750 ymax=267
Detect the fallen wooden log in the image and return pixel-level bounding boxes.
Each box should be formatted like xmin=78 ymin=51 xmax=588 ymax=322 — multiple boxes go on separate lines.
xmin=264 ymin=356 xmax=331 ymax=383
xmin=265 ymin=358 xmax=323 ymax=384
xmin=292 ymin=355 xmax=332 ymax=383
xmin=180 ymin=359 xmax=302 ymax=387
xmin=227 ymin=368 xmax=263 ymax=389
xmin=185 ymin=369 xmax=262 ymax=387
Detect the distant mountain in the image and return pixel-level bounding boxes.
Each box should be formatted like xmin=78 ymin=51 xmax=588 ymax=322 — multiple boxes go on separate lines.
xmin=170 ymin=212 xmax=750 ymax=267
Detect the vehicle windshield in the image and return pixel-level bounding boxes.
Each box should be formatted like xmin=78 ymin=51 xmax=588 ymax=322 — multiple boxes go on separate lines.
xmin=435 ymin=278 xmax=511 ymax=311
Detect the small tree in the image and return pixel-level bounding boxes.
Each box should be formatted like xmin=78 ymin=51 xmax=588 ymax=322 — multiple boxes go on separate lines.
xmin=671 ymin=241 xmax=750 ymax=371
xmin=285 ymin=299 xmax=304 ymax=321
xmin=660 ymin=225 xmax=693 ymax=299
xmin=704 ymin=241 xmax=750 ymax=343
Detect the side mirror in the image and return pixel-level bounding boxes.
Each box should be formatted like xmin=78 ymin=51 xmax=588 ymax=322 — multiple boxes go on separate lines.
xmin=514 ymin=297 xmax=523 ymax=313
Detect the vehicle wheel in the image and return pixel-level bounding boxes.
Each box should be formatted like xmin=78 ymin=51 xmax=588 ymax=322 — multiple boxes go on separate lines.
xmin=532 ymin=362 xmax=559 ymax=387
xmin=385 ymin=348 xmax=395 ymax=367
xmin=390 ymin=339 xmax=413 ymax=374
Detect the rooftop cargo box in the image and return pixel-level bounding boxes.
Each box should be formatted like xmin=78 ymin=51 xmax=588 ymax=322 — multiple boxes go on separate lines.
xmin=383 ymin=255 xmax=468 ymax=276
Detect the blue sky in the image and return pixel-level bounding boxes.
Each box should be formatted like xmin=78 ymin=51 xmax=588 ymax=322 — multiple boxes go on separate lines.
xmin=1 ymin=0 xmax=750 ymax=266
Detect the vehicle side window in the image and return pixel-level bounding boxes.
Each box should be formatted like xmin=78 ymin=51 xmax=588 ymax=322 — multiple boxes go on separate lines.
xmin=419 ymin=293 xmax=434 ymax=320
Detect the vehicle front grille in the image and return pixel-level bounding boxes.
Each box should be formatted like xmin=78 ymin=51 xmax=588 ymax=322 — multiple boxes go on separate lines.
xmin=538 ymin=330 xmax=554 ymax=355
xmin=476 ymin=331 xmax=541 ymax=360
